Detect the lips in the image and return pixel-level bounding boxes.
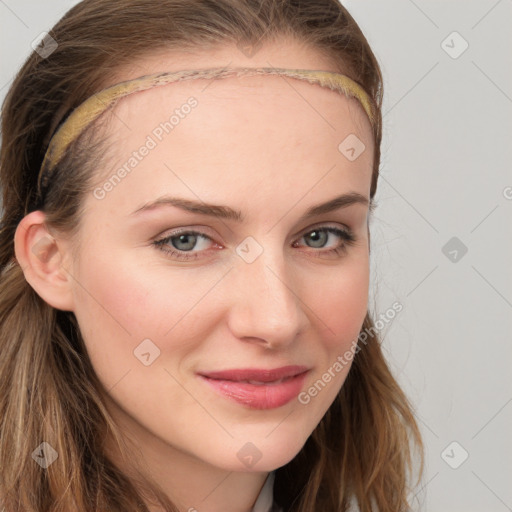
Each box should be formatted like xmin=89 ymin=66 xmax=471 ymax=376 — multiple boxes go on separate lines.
xmin=199 ymin=365 xmax=308 ymax=383
xmin=197 ymin=365 xmax=309 ymax=409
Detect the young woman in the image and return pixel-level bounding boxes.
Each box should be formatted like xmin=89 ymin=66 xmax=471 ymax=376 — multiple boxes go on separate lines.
xmin=0 ymin=1 xmax=423 ymax=511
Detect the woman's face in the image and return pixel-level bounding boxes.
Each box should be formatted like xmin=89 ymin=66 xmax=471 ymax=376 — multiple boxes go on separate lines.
xmin=68 ymin=41 xmax=373 ymax=473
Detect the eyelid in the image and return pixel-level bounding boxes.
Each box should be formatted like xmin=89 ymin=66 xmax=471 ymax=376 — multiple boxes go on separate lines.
xmin=294 ymin=220 xmax=353 ymax=239
xmin=157 ymin=221 xmax=352 ymax=244
xmin=152 ymin=222 xmax=357 ymax=263
xmin=155 ymin=225 xmax=220 ymax=242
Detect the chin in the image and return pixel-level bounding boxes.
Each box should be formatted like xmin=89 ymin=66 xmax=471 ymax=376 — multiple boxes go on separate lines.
xmin=202 ymin=427 xmax=312 ymax=473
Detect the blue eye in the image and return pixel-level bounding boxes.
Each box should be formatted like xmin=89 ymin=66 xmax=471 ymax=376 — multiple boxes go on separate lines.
xmin=152 ymin=226 xmax=357 ymax=261
xmin=294 ymin=227 xmax=356 ymax=258
xmin=153 ymin=230 xmax=213 ymax=261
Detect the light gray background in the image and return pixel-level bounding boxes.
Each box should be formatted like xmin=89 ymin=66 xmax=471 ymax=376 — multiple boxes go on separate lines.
xmin=1 ymin=1 xmax=511 ymax=511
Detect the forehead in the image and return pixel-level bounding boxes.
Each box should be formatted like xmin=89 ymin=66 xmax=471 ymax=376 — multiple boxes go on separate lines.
xmin=83 ymin=45 xmax=374 ymax=223
xmin=98 ymin=40 xmax=373 ymax=148
xmin=107 ymin=70 xmax=373 ymax=142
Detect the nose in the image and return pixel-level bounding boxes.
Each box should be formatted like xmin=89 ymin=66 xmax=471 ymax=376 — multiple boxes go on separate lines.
xmin=226 ymin=245 xmax=310 ymax=349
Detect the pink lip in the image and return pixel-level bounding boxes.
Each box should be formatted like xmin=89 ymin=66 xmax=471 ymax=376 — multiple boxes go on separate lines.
xmin=198 ymin=365 xmax=309 ymax=409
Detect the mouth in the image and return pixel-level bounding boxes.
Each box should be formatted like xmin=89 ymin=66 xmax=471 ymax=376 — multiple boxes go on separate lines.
xmin=197 ymin=365 xmax=310 ymax=409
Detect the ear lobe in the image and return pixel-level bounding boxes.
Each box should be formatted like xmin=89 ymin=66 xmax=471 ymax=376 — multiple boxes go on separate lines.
xmin=14 ymin=210 xmax=75 ymax=311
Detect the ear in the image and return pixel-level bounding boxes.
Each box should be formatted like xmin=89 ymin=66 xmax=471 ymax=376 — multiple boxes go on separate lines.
xmin=14 ymin=210 xmax=75 ymax=311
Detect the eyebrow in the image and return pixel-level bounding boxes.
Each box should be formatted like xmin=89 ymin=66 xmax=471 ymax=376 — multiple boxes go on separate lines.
xmin=130 ymin=191 xmax=371 ymax=222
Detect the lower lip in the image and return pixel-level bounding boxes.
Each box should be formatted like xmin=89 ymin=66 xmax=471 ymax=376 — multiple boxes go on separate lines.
xmin=198 ymin=372 xmax=309 ymax=410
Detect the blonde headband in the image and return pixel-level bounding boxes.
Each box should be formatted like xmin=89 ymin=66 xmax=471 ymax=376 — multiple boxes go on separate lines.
xmin=37 ymin=66 xmax=376 ymax=200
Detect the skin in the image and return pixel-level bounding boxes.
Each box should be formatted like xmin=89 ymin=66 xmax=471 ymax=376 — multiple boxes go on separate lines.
xmin=15 ymin=39 xmax=374 ymax=512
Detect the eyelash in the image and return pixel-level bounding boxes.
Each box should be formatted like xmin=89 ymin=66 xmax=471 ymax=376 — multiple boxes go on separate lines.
xmin=152 ymin=225 xmax=357 ymax=262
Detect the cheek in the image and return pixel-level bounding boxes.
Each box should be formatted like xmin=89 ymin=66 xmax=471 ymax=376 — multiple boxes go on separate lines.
xmin=296 ymin=255 xmax=369 ymax=410
xmin=70 ymin=249 xmax=224 ymax=381
xmin=70 ymin=259 xmax=149 ymax=391
xmin=293 ymin=257 xmax=369 ymax=433
xmin=312 ymin=256 xmax=369 ymax=350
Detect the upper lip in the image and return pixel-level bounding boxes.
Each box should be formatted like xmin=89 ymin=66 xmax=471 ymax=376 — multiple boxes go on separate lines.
xmin=198 ymin=365 xmax=309 ymax=382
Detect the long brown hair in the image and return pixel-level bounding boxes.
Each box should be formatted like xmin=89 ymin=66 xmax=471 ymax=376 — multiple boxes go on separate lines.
xmin=0 ymin=1 xmax=423 ymax=510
